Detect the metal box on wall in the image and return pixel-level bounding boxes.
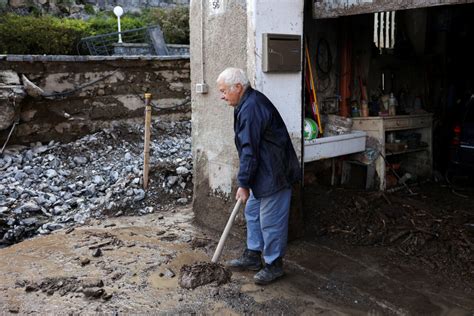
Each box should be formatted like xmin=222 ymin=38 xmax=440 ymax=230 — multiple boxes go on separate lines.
xmin=262 ymin=33 xmax=302 ymax=72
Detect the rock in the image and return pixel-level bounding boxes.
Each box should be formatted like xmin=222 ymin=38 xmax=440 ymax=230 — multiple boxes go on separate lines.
xmin=145 ymin=206 xmax=154 ymax=213
xmin=44 ymin=223 xmax=65 ymax=231
xmin=21 ymin=217 xmax=38 ymax=226
xmin=110 ymin=171 xmax=119 ymax=182
xmin=92 ymin=176 xmax=105 ymax=185
xmin=163 ymin=268 xmax=176 ymax=278
xmin=167 ymin=176 xmax=178 ymax=186
xmin=82 ymin=287 xmax=105 ymax=299
xmin=73 ymin=156 xmax=88 ymax=165
xmin=33 ymin=145 xmax=49 ymax=154
xmin=15 ymin=202 xmax=41 ymax=214
xmin=176 ymin=166 xmax=189 ymax=175
xmin=133 ymin=189 xmax=145 ymax=201
xmin=53 ymin=205 xmax=65 ymax=215
xmin=8 ymin=305 xmax=20 ymax=313
xmin=92 ymin=248 xmax=102 ymax=257
xmin=81 ymin=278 xmax=104 ymax=288
xmin=85 ymin=184 xmax=96 ymax=196
xmin=45 ymin=169 xmax=58 ymax=178
xmin=177 ymin=198 xmax=188 ymax=204
xmin=80 ymin=257 xmax=91 ymax=266
xmin=102 ymin=292 xmax=113 ymax=300
xmin=14 ymin=171 xmax=27 ymax=181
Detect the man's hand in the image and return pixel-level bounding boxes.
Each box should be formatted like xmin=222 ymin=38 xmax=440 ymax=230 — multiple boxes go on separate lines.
xmin=236 ymin=187 xmax=250 ymax=203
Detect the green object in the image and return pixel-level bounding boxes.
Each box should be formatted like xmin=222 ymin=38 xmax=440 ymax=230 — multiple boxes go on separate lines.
xmin=304 ymin=118 xmax=318 ymax=140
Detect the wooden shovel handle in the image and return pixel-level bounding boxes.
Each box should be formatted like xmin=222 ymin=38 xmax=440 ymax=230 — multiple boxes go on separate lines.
xmin=211 ymin=199 xmax=243 ymax=263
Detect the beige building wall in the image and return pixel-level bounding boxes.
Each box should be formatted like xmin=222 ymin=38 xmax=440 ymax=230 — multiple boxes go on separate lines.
xmin=190 ymin=0 xmax=248 ymax=230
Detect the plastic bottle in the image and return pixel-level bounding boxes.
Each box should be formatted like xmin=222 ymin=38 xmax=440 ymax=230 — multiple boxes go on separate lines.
xmin=388 ymin=93 xmax=397 ymax=116
xmin=361 ymin=100 xmax=369 ymax=117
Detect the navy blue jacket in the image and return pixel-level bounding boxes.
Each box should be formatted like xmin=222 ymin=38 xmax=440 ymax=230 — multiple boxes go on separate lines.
xmin=234 ymin=87 xmax=301 ymax=198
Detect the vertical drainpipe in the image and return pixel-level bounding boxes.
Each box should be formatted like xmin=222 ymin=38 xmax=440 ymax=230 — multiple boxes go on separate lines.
xmin=247 ymin=0 xmax=257 ymax=87
xmin=339 ymin=18 xmax=352 ymax=118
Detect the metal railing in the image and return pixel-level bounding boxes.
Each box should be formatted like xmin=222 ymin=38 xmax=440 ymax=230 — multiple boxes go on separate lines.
xmin=77 ymin=26 xmax=160 ymax=56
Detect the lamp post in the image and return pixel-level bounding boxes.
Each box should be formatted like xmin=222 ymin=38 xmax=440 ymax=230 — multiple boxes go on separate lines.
xmin=113 ymin=6 xmax=124 ymax=44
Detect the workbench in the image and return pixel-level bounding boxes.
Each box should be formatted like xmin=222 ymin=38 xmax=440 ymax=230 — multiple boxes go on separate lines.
xmin=352 ymin=114 xmax=433 ymax=190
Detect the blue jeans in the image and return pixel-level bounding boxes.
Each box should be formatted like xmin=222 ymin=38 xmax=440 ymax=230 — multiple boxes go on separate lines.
xmin=245 ymin=187 xmax=292 ymax=264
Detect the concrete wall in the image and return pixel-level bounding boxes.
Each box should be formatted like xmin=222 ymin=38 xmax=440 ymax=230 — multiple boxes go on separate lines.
xmin=190 ymin=0 xmax=248 ymax=230
xmin=0 ymin=55 xmax=190 ymax=144
xmin=249 ymin=0 xmax=304 ymax=160
xmin=191 ymin=0 xmax=304 ymax=231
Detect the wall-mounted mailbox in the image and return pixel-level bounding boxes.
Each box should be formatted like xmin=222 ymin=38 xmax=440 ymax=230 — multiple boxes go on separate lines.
xmin=262 ymin=33 xmax=301 ymax=72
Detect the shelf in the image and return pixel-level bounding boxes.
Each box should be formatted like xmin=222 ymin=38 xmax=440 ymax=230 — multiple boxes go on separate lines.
xmin=385 ymin=147 xmax=428 ymax=156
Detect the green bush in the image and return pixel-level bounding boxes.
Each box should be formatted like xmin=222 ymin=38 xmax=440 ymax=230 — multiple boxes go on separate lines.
xmin=86 ymin=13 xmax=146 ymax=36
xmin=0 ymin=6 xmax=189 ymax=55
xmin=0 ymin=14 xmax=88 ymax=54
xmin=84 ymin=4 xmax=95 ymax=15
xmin=144 ymin=7 xmax=189 ymax=44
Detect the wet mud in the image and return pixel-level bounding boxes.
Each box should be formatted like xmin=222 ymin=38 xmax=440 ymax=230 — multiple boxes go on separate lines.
xmin=0 ymin=204 xmax=473 ymax=314
xmin=179 ymin=262 xmax=232 ymax=289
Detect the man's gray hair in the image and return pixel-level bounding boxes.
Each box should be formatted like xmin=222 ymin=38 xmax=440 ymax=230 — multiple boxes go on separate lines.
xmin=216 ymin=67 xmax=250 ymax=90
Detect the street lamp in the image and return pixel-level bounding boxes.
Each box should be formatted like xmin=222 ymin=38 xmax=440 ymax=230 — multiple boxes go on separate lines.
xmin=113 ymin=6 xmax=124 ymax=44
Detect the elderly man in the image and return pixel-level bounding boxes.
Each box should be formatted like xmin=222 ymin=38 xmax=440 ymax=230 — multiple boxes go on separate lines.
xmin=216 ymin=67 xmax=301 ymax=285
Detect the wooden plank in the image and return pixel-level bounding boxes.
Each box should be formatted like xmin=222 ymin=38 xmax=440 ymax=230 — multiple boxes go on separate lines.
xmin=313 ymin=0 xmax=473 ymax=19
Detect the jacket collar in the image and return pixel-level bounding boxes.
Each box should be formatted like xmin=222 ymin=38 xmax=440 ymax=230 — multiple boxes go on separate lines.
xmin=235 ymin=86 xmax=253 ymax=112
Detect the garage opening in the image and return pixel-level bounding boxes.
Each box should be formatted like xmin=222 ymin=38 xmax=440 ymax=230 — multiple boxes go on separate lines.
xmin=299 ymin=2 xmax=474 ymax=288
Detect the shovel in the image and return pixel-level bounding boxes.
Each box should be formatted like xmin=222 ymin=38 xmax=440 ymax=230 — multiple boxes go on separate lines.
xmin=178 ymin=199 xmax=243 ymax=289
xmin=211 ymin=198 xmax=243 ymax=262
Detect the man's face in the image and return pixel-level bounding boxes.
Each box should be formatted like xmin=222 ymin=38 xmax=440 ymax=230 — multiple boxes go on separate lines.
xmin=218 ymin=82 xmax=243 ymax=107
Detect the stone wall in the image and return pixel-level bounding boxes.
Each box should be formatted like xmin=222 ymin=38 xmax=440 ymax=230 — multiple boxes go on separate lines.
xmin=0 ymin=55 xmax=190 ymax=145
xmin=3 ymin=0 xmax=189 ymax=16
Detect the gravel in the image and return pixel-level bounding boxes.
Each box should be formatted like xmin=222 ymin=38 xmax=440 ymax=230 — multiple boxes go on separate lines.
xmin=0 ymin=119 xmax=193 ymax=246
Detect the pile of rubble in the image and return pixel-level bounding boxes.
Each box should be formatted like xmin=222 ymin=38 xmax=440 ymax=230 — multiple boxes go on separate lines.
xmin=0 ymin=119 xmax=192 ymax=246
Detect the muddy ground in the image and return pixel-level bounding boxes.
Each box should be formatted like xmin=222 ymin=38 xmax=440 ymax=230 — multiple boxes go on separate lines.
xmin=0 ymin=206 xmax=363 ymax=315
xmin=304 ymin=180 xmax=474 ymax=286
xmin=1 ymin=190 xmax=473 ymax=314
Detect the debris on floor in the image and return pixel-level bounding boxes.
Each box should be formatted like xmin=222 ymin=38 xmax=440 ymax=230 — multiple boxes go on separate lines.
xmin=305 ymin=182 xmax=474 ymax=283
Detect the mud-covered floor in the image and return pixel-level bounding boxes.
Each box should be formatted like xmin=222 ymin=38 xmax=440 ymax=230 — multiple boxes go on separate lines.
xmin=304 ymin=180 xmax=474 ymax=285
xmin=1 ymin=199 xmax=473 ymax=314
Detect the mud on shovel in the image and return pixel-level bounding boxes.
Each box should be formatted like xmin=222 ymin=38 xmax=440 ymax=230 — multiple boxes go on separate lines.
xmin=178 ymin=199 xmax=243 ymax=289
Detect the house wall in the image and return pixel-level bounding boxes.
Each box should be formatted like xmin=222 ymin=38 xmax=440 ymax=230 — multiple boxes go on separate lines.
xmin=191 ymin=0 xmax=304 ymax=231
xmin=249 ymin=0 xmax=304 ymax=160
xmin=190 ymin=0 xmax=248 ymax=230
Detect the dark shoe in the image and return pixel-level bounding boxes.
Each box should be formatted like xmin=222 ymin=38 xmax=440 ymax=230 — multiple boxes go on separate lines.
xmin=254 ymin=258 xmax=284 ymax=285
xmin=226 ymin=249 xmax=262 ymax=271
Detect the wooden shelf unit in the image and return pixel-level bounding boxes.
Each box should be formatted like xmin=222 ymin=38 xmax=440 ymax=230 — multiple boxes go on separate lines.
xmin=353 ymin=114 xmax=433 ymax=190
